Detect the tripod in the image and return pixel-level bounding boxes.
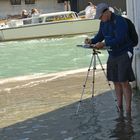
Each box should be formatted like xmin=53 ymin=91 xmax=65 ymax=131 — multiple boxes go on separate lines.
xmin=76 ymin=48 xmax=120 ymax=114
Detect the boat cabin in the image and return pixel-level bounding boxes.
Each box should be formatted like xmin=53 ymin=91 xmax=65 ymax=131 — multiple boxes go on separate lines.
xmin=2 ymin=11 xmax=80 ymax=28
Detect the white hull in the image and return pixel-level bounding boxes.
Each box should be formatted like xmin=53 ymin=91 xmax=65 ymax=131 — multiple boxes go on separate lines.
xmin=0 ymin=15 xmax=100 ymax=41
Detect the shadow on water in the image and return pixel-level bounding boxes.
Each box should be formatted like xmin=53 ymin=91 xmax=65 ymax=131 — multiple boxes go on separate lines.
xmin=0 ymin=89 xmax=140 ymax=140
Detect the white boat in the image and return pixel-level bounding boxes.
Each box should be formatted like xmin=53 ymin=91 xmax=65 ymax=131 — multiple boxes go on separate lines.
xmin=0 ymin=11 xmax=100 ymax=41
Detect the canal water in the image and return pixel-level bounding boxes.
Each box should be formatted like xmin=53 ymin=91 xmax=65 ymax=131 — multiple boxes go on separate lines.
xmin=0 ymin=34 xmax=107 ymax=80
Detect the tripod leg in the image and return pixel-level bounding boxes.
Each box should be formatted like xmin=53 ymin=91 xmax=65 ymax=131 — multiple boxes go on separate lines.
xmin=76 ymin=54 xmax=94 ymax=114
xmin=96 ymin=54 xmax=120 ymax=112
xmin=91 ymin=53 xmax=96 ymax=98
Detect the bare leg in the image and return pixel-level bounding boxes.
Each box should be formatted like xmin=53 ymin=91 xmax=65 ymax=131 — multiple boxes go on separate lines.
xmin=114 ymin=82 xmax=123 ymax=111
xmin=121 ymin=81 xmax=132 ymax=114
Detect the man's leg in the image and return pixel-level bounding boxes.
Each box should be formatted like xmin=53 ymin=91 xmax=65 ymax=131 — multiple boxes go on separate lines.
xmin=121 ymin=81 xmax=132 ymax=114
xmin=114 ymin=82 xmax=123 ymax=111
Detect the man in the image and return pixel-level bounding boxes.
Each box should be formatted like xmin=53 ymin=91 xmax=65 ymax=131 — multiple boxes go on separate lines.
xmin=21 ymin=9 xmax=28 ymax=18
xmin=64 ymin=1 xmax=71 ymax=11
xmin=31 ymin=8 xmax=40 ymax=24
xmin=85 ymin=2 xmax=96 ymax=19
xmin=85 ymin=3 xmax=135 ymax=116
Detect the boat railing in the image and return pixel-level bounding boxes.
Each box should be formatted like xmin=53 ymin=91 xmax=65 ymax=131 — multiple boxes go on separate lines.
xmin=0 ymin=11 xmax=81 ymax=29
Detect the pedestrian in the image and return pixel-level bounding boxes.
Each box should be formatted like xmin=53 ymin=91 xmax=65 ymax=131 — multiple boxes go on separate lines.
xmin=85 ymin=3 xmax=135 ymax=117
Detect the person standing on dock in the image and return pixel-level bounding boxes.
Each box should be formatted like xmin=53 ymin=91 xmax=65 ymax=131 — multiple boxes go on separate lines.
xmin=85 ymin=3 xmax=135 ymax=117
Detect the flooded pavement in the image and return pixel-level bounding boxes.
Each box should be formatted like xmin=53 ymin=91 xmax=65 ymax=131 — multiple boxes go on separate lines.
xmin=0 ymin=71 xmax=140 ymax=140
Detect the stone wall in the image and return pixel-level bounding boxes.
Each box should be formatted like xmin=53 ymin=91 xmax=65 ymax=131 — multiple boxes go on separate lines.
xmin=0 ymin=0 xmax=64 ymax=19
xmin=127 ymin=0 xmax=140 ymax=90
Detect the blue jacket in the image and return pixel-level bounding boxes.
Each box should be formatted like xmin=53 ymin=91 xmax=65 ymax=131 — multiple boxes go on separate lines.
xmin=91 ymin=13 xmax=133 ymax=58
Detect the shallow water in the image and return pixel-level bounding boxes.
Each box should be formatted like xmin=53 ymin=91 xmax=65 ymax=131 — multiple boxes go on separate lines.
xmin=72 ymin=89 xmax=140 ymax=140
xmin=0 ymin=85 xmax=139 ymax=140
xmin=0 ymin=35 xmax=107 ymax=79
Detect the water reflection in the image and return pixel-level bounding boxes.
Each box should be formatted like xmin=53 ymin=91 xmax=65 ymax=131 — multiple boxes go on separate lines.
xmin=110 ymin=113 xmax=135 ymax=140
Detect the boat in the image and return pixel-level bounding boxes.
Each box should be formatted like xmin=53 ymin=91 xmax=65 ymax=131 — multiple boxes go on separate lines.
xmin=0 ymin=11 xmax=100 ymax=41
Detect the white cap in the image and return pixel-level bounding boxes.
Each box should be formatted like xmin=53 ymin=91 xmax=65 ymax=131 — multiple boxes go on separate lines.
xmin=94 ymin=3 xmax=109 ymax=19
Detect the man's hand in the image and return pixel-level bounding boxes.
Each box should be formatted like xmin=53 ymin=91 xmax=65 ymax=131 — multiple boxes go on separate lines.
xmin=84 ymin=38 xmax=92 ymax=45
xmin=94 ymin=42 xmax=105 ymax=49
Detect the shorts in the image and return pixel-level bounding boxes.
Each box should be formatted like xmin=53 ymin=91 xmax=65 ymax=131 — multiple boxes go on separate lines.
xmin=107 ymin=53 xmax=135 ymax=82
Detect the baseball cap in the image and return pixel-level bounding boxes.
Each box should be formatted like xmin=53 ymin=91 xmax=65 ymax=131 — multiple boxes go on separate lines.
xmin=94 ymin=3 xmax=109 ymax=19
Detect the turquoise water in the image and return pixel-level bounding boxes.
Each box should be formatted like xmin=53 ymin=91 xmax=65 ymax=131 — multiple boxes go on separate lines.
xmin=0 ymin=35 xmax=108 ymax=79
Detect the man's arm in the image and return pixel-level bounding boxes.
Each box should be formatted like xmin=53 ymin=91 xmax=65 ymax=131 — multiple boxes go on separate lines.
xmin=84 ymin=22 xmax=104 ymax=47
xmin=91 ymin=23 xmax=104 ymax=44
